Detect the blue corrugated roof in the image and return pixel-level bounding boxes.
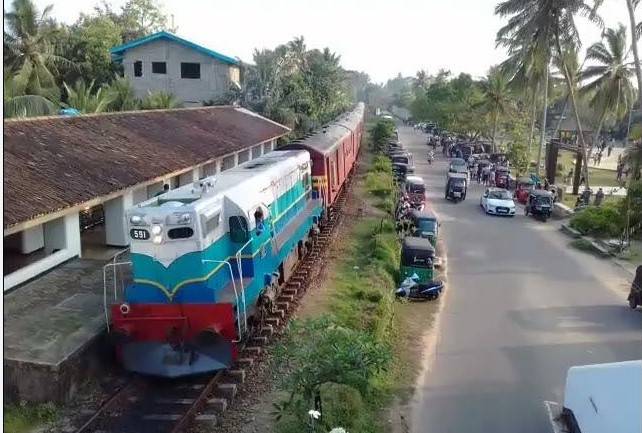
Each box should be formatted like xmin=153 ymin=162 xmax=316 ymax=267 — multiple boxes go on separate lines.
xmin=110 ymin=31 xmax=239 ymax=65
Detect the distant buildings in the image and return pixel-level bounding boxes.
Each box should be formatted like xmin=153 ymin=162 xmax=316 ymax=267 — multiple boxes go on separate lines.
xmin=111 ymin=31 xmax=241 ymax=107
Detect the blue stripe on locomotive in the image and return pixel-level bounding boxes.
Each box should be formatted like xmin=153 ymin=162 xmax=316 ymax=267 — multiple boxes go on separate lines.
xmin=125 ymin=179 xmax=321 ymax=307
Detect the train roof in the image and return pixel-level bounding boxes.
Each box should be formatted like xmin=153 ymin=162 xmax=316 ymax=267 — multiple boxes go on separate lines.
xmin=132 ymin=149 xmax=310 ymax=221
xmin=285 ymin=103 xmax=365 ymax=156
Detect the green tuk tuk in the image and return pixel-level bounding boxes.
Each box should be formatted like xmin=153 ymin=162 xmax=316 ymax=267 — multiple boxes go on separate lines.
xmin=400 ymin=236 xmax=435 ymax=284
xmin=409 ymin=209 xmax=439 ymax=246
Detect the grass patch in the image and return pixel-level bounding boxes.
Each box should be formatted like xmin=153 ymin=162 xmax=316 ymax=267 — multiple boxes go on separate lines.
xmin=4 ymin=402 xmax=58 ymax=433
xmin=569 ymin=238 xmax=595 ymax=252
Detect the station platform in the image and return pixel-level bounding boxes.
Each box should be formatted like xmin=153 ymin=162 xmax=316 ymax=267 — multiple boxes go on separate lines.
xmin=3 ymin=256 xmax=129 ymax=403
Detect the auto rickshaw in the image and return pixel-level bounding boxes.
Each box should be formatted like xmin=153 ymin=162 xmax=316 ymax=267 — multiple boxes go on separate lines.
xmin=445 ymin=172 xmax=467 ymax=202
xmin=400 ymin=236 xmax=435 ymax=283
xmin=515 ymin=177 xmax=535 ymax=204
xmin=392 ymin=154 xmax=413 ymax=166
xmin=405 ymin=176 xmax=426 ymax=208
xmin=409 ymin=209 xmax=439 ymax=246
xmin=392 ymin=162 xmax=413 ymax=182
xmin=525 ymin=189 xmax=553 ymax=221
xmin=495 ymin=166 xmax=510 ymax=189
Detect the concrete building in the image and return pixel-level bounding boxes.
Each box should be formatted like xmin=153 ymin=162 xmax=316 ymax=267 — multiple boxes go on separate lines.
xmin=3 ymin=106 xmax=289 ymax=292
xmin=111 ymin=31 xmax=241 ymax=106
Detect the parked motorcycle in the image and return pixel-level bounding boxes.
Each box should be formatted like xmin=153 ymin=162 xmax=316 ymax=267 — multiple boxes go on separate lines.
xmin=395 ymin=275 xmax=444 ymax=301
xmin=628 ymin=265 xmax=642 ymax=309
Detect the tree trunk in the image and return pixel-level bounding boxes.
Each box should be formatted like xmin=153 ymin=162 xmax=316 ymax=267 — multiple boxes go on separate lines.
xmin=492 ymin=109 xmax=499 ymax=153
xmin=528 ymin=82 xmax=539 ymax=158
xmin=536 ymin=61 xmax=550 ymax=176
xmin=555 ymin=32 xmax=590 ymax=190
xmin=554 ymin=94 xmax=569 ymax=137
xmin=626 ymin=0 xmax=642 ymax=112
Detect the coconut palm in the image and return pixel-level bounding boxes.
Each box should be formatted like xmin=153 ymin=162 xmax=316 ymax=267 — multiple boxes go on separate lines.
xmin=63 ymin=79 xmax=114 ymax=113
xmin=141 ymin=91 xmax=182 ymax=110
xmin=3 ymin=0 xmax=74 ymax=98
xmin=625 ymin=0 xmax=642 ymax=110
xmin=106 ymin=76 xmax=139 ymax=111
xmin=495 ymin=0 xmax=604 ymax=188
xmin=581 ymin=25 xmax=637 ymax=151
xmin=478 ymin=67 xmax=512 ymax=152
xmin=4 ymin=70 xmax=56 ymax=118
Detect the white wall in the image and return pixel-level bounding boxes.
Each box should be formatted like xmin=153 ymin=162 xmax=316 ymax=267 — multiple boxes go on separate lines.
xmin=122 ymin=39 xmax=240 ymax=105
xmin=104 ymin=193 xmax=133 ymax=247
xmin=20 ymin=225 xmax=44 ymax=254
xmin=4 ymin=213 xmax=81 ymax=291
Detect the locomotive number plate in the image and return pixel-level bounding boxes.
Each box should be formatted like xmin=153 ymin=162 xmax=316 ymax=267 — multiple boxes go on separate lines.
xmin=130 ymin=228 xmax=150 ymax=240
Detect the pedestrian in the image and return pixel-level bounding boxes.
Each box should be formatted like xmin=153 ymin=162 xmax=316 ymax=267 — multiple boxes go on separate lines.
xmin=579 ymin=174 xmax=586 ymax=186
xmin=477 ymin=164 xmax=483 ymax=184
xmin=596 ymin=151 xmax=602 ymax=166
xmin=544 ymin=177 xmax=550 ymax=190
xmin=594 ymin=187 xmax=605 ymax=206
xmin=617 ymin=162 xmax=624 ymax=182
xmin=607 ymin=144 xmax=613 ymax=157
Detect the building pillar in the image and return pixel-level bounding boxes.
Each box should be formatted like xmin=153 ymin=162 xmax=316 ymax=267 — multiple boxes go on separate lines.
xmin=20 ymin=225 xmax=44 ymax=254
xmin=216 ymin=159 xmax=223 ymax=173
xmin=104 ymin=192 xmax=134 ymax=247
xmin=43 ymin=213 xmax=80 ymax=257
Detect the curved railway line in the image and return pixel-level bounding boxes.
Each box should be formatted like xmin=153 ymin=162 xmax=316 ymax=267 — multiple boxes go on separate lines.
xmin=73 ymin=175 xmax=353 ymax=433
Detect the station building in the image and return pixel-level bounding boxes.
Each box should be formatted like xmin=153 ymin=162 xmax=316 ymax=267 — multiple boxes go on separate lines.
xmin=3 ymin=106 xmax=289 ymax=291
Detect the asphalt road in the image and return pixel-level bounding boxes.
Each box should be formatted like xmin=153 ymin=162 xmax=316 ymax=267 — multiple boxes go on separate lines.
xmin=401 ymin=126 xmax=642 ymax=433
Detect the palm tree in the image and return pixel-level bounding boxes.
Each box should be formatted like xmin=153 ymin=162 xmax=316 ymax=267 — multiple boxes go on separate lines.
xmin=106 ymin=76 xmax=139 ymax=111
xmin=581 ymin=25 xmax=636 ymax=152
xmin=4 ymin=70 xmax=56 ymax=118
xmin=63 ymin=79 xmax=114 ymax=113
xmin=496 ymin=0 xmax=604 ymax=189
xmin=625 ymin=0 xmax=642 ymax=110
xmin=478 ymin=67 xmax=512 ymax=152
xmin=3 ymin=0 xmax=73 ymax=98
xmin=141 ymin=91 xmax=182 ymax=110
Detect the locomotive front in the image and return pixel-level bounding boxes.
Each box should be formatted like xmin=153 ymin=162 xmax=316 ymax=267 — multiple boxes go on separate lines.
xmin=110 ymin=183 xmax=238 ymax=377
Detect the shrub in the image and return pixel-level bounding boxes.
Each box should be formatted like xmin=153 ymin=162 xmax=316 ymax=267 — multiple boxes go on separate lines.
xmin=569 ymin=204 xmax=624 ymax=238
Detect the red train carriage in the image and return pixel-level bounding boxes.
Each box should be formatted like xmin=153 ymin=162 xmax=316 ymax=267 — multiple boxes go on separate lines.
xmin=282 ymin=103 xmax=365 ymax=208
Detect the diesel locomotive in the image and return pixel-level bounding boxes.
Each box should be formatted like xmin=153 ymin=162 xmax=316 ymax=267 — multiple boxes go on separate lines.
xmin=109 ymin=103 xmax=365 ymax=377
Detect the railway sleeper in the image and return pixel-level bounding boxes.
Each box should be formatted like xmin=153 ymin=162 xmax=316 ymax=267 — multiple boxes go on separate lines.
xmin=265 ymin=317 xmax=280 ymax=326
xmin=282 ymin=288 xmax=298 ymax=297
xmin=260 ymin=325 xmax=274 ymax=336
xmin=276 ymin=301 xmax=290 ymax=312
xmin=236 ymin=357 xmax=254 ymax=368
xmin=252 ymin=335 xmax=269 ymax=346
xmin=226 ymin=369 xmax=246 ymax=384
xmin=207 ymin=397 xmax=228 ymax=413
xmin=242 ymin=346 xmax=262 ymax=357
xmin=278 ymin=294 xmax=295 ymax=303
xmin=216 ymin=383 xmax=237 ymax=401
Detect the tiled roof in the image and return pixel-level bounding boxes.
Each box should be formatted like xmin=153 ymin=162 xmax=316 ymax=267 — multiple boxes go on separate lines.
xmin=3 ymin=107 xmax=289 ymax=229
xmin=111 ymin=31 xmax=239 ymax=65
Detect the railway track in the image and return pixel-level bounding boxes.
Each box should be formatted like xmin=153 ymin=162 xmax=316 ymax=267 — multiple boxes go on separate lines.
xmin=74 ymin=176 xmax=353 ymax=433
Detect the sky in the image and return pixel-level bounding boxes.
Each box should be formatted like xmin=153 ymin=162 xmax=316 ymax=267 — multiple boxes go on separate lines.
xmin=33 ymin=0 xmax=637 ymax=83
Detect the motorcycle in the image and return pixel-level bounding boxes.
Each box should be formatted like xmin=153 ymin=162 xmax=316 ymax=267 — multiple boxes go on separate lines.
xmin=395 ymin=275 xmax=444 ymax=301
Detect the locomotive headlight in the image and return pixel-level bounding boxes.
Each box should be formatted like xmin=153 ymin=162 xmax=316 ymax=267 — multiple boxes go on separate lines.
xmin=178 ymin=213 xmax=191 ymax=224
xmin=151 ymin=224 xmax=163 ymax=235
xmin=130 ymin=215 xmax=144 ymax=225
xmin=152 ymin=235 xmax=163 ymax=244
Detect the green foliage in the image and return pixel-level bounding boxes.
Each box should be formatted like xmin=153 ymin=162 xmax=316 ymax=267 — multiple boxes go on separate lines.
xmin=105 ymin=76 xmax=139 ymax=111
xmin=241 ymin=37 xmax=353 ymax=136
xmin=63 ymin=79 xmax=114 ymax=113
xmin=4 ymin=402 xmax=58 ymax=433
xmin=140 ymin=90 xmax=182 ymax=110
xmin=569 ymin=203 xmax=624 ymax=237
xmin=369 ymin=119 xmax=395 ymax=152
xmin=4 ymin=71 xmax=57 ymax=117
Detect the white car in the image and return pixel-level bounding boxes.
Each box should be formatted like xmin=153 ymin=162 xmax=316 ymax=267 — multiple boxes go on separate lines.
xmin=480 ymin=187 xmax=516 ymax=216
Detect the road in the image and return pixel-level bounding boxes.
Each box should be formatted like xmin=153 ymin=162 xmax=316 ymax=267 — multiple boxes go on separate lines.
xmin=401 ymin=126 xmax=642 ymax=433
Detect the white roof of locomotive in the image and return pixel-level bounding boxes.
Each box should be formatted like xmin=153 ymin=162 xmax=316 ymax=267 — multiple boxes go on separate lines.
xmin=132 ymin=149 xmax=310 ymax=220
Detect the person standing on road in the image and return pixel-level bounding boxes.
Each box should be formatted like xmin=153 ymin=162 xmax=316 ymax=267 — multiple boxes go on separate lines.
xmin=594 ymin=188 xmax=605 ymax=206
xmin=607 ymin=144 xmax=613 ymax=157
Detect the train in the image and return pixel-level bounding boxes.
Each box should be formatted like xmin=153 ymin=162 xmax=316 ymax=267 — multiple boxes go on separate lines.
xmin=109 ymin=102 xmax=365 ymax=377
